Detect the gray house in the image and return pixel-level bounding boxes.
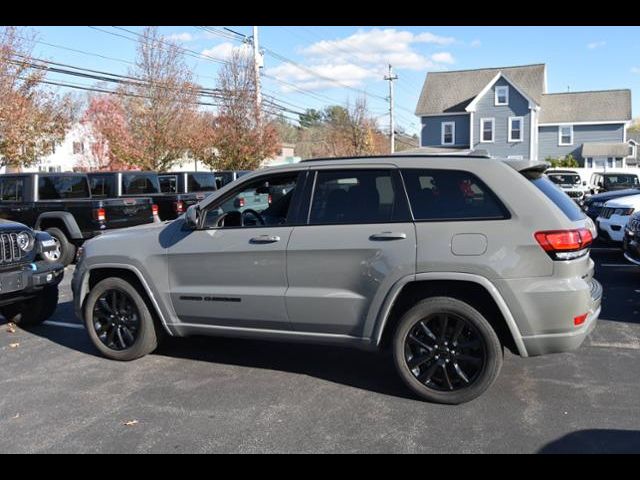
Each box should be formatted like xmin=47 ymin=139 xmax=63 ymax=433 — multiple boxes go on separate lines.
xmin=415 ymin=64 xmax=632 ymax=167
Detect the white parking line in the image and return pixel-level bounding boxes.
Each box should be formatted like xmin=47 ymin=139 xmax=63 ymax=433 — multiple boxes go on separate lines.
xmin=43 ymin=321 xmax=84 ymax=330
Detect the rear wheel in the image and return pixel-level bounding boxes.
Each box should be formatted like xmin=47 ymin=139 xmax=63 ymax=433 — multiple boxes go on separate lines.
xmin=41 ymin=227 xmax=75 ymax=267
xmin=0 ymin=285 xmax=59 ymax=327
xmin=392 ymin=297 xmax=503 ymax=404
xmin=83 ymin=277 xmax=160 ymax=361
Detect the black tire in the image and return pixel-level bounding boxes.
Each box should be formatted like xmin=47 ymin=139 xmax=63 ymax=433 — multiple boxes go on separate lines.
xmin=83 ymin=277 xmax=160 ymax=361
xmin=1 ymin=285 xmax=59 ymax=327
xmin=392 ymin=297 xmax=503 ymax=405
xmin=41 ymin=227 xmax=76 ymax=267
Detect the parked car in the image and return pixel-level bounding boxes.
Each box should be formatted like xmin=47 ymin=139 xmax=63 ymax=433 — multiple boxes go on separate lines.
xmin=87 ymin=171 xmax=200 ymax=221
xmin=546 ymin=169 xmax=589 ymax=204
xmin=596 ymin=194 xmax=640 ymax=243
xmin=589 ymin=172 xmax=639 ymax=195
xmin=73 ymin=155 xmax=601 ymax=405
xmin=0 ymin=220 xmax=64 ymax=326
xmin=0 ymin=173 xmax=156 ymax=266
xmin=158 ymin=172 xmax=217 ymax=201
xmin=214 ymin=170 xmax=252 ymax=189
xmin=582 ymin=187 xmax=640 ymax=221
xmin=623 ymin=212 xmax=640 ymax=265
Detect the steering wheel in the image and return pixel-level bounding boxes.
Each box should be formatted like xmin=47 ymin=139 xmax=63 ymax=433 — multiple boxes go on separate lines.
xmin=241 ymin=209 xmax=265 ymax=226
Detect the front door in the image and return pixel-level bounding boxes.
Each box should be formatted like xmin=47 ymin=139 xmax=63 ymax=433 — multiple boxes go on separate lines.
xmin=285 ymin=168 xmax=416 ymax=338
xmin=167 ymin=170 xmax=304 ymax=330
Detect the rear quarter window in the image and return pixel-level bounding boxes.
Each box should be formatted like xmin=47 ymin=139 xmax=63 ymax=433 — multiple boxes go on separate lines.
xmin=531 ymin=176 xmax=585 ymax=221
xmin=401 ymin=169 xmax=509 ymax=221
xmin=122 ymin=173 xmax=160 ymax=195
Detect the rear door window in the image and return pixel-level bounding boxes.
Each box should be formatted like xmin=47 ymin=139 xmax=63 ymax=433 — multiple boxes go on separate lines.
xmin=0 ymin=178 xmax=24 ymax=201
xmin=188 ymin=173 xmax=217 ymax=192
xmin=401 ymin=169 xmax=509 ymax=221
xmin=122 ymin=173 xmax=160 ymax=195
xmin=38 ymin=175 xmax=90 ymax=200
xmin=308 ymin=169 xmax=409 ymax=225
xmin=531 ymin=176 xmax=585 ymax=221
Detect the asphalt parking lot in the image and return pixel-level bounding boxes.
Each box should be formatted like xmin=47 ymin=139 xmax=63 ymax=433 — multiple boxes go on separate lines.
xmin=1 ymin=249 xmax=640 ymax=454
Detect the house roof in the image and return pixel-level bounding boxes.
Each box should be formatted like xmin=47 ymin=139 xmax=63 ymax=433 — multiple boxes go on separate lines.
xmin=415 ymin=64 xmax=546 ymax=115
xmin=539 ymin=90 xmax=631 ymax=124
xmin=581 ymin=142 xmax=632 ymax=157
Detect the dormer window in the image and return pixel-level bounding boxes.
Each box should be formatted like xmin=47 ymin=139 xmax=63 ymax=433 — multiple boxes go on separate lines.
xmin=495 ymin=86 xmax=509 ymax=106
xmin=441 ymin=121 xmax=455 ymax=145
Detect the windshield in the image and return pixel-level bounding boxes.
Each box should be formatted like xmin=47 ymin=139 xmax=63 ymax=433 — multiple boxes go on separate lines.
xmin=548 ymin=174 xmax=581 ymax=186
xmin=122 ymin=173 xmax=160 ymax=195
xmin=604 ymin=174 xmax=639 ymax=187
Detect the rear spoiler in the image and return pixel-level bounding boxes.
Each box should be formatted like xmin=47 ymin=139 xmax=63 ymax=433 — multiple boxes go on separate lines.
xmin=503 ymin=159 xmax=550 ymax=177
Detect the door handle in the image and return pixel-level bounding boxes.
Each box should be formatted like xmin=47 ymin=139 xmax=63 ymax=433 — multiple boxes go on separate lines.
xmin=369 ymin=232 xmax=407 ymax=241
xmin=250 ymin=235 xmax=281 ymax=244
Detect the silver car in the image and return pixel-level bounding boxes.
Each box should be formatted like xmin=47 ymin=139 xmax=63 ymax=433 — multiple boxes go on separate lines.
xmin=72 ymin=155 xmax=602 ymax=404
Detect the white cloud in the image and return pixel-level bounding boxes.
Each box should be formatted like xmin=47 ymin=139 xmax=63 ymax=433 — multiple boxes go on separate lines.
xmin=267 ymin=28 xmax=457 ymax=91
xmin=587 ymin=41 xmax=606 ymax=49
xmin=631 ymin=67 xmax=640 ymax=74
xmin=166 ymin=32 xmax=194 ymax=43
xmin=431 ymin=52 xmax=455 ymax=64
xmin=201 ymin=42 xmax=251 ymax=61
xmin=470 ymin=39 xmax=481 ymax=48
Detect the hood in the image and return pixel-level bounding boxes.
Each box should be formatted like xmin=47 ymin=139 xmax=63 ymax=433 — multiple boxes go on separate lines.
xmin=605 ymin=193 xmax=640 ymax=208
xmin=586 ymin=188 xmax=640 ymax=203
xmin=0 ymin=219 xmax=29 ymax=230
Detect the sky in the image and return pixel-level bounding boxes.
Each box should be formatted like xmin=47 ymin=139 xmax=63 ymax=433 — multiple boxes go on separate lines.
xmin=28 ymin=26 xmax=640 ymax=135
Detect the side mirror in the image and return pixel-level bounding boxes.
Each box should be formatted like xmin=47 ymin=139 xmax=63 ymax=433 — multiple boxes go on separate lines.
xmin=184 ymin=205 xmax=200 ymax=230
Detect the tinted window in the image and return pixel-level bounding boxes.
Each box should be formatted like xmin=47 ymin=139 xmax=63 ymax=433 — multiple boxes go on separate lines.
xmin=159 ymin=175 xmax=178 ymax=193
xmin=89 ymin=176 xmax=114 ymax=197
xmin=188 ymin=173 xmax=216 ymax=192
xmin=122 ymin=173 xmax=160 ymax=194
xmin=309 ymin=170 xmax=407 ymax=225
xmin=548 ymin=173 xmax=581 ymax=186
xmin=38 ymin=175 xmax=90 ymax=200
xmin=531 ymin=176 xmax=585 ymax=221
xmin=604 ymin=174 xmax=639 ymax=187
xmin=0 ymin=178 xmax=24 ymax=201
xmin=402 ymin=169 xmax=508 ymax=221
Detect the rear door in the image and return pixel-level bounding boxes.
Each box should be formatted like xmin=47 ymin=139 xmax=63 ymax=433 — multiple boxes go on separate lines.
xmin=285 ymin=167 xmax=416 ymax=337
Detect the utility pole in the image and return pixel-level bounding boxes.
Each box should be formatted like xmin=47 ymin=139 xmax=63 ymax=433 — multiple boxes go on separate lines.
xmin=252 ymin=26 xmax=263 ymax=125
xmin=384 ymin=64 xmax=398 ymax=153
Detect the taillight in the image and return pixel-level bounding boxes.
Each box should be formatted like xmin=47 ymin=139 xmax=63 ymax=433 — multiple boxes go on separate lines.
xmin=173 ymin=200 xmax=185 ymax=214
xmin=534 ymin=228 xmax=593 ymax=260
xmin=151 ymin=204 xmax=159 ymax=216
xmin=268 ymin=194 xmax=272 ymax=204
xmin=574 ymin=313 xmax=588 ymax=326
xmin=93 ymin=207 xmax=106 ymax=222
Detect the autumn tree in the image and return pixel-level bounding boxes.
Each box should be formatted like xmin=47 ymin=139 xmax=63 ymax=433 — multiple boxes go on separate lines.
xmin=205 ymin=49 xmax=279 ymax=170
xmin=87 ymin=26 xmax=201 ymax=171
xmin=0 ymin=26 xmax=76 ymax=171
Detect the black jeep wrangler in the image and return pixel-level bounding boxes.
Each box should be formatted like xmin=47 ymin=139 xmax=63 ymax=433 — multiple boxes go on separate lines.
xmin=0 ymin=219 xmax=64 ymax=326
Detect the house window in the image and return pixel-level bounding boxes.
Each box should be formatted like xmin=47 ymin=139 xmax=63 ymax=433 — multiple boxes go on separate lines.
xmin=558 ymin=125 xmax=573 ymax=146
xmin=73 ymin=141 xmax=84 ymax=155
xmin=495 ymin=86 xmax=509 ymax=106
xmin=441 ymin=122 xmax=455 ymax=146
xmin=480 ymin=118 xmax=494 ymax=143
xmin=508 ymin=117 xmax=523 ymax=142
xmin=586 ymin=157 xmax=593 ymax=168
xmin=615 ymin=157 xmax=623 ymax=168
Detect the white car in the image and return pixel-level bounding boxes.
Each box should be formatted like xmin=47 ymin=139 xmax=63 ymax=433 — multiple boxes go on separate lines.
xmin=597 ymin=193 xmax=640 ymax=242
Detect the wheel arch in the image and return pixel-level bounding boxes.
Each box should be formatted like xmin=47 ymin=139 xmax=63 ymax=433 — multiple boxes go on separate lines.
xmin=79 ymin=264 xmax=172 ymax=335
xmin=35 ymin=212 xmax=83 ymax=240
xmin=373 ymin=273 xmax=528 ymax=357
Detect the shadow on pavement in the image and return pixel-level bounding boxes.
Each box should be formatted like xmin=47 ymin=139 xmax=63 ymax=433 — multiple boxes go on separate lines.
xmin=23 ymin=301 xmax=417 ymax=401
xmin=592 ymin=249 xmax=640 ymax=325
xmin=538 ymin=429 xmax=640 ymax=453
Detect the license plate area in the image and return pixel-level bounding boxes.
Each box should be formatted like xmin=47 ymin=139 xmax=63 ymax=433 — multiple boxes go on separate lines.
xmin=0 ymin=271 xmax=24 ymax=294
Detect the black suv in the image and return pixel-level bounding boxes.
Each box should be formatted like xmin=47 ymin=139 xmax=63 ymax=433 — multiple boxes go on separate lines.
xmin=0 ymin=220 xmax=63 ymax=326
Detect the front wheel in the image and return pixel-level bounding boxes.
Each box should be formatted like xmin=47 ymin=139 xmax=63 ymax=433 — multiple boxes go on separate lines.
xmin=392 ymin=297 xmax=503 ymax=404
xmin=1 ymin=285 xmax=59 ymax=327
xmin=83 ymin=277 xmax=160 ymax=361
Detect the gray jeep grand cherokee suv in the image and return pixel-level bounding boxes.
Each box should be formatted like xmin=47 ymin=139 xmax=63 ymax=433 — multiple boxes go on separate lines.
xmin=72 ymin=155 xmax=601 ymax=404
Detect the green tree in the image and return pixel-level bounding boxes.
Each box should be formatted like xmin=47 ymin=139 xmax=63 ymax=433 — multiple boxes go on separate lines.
xmin=545 ymin=154 xmax=579 ymax=168
xmin=298 ymin=108 xmax=323 ymax=129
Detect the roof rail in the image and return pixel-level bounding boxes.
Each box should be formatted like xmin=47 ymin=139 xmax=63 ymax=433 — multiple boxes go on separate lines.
xmin=300 ymin=151 xmax=491 ymax=163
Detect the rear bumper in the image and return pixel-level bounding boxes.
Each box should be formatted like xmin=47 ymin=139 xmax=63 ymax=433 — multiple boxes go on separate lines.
xmin=520 ymin=278 xmax=602 ymax=356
